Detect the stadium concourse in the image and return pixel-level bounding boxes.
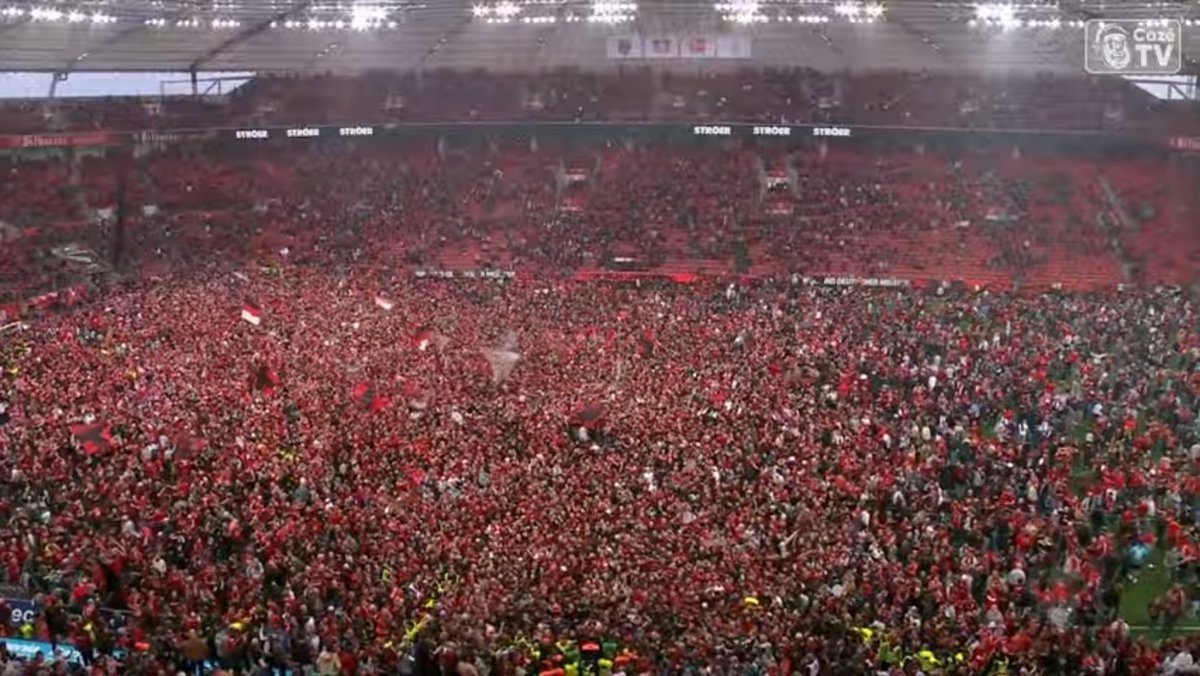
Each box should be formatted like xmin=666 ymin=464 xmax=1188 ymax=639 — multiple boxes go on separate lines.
xmin=0 ymin=71 xmax=1198 ymax=676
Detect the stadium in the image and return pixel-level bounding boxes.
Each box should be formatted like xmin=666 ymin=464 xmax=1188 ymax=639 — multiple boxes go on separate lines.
xmin=0 ymin=0 xmax=1199 ymax=673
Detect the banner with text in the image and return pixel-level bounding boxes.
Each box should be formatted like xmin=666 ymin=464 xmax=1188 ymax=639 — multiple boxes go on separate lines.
xmin=607 ymin=35 xmax=751 ymax=60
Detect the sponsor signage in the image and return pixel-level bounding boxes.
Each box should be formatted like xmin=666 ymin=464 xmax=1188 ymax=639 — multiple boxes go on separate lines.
xmin=796 ymin=276 xmax=910 ymax=287
xmin=234 ymin=129 xmax=269 ymax=140
xmin=5 ymin=597 xmax=37 ymax=627
xmin=1085 ymin=19 xmax=1182 ymax=75
xmin=414 ymin=268 xmax=515 ymax=280
xmin=607 ymin=34 xmax=751 ymax=60
xmin=0 ymin=132 xmax=113 ymax=149
xmin=753 ymin=125 xmax=791 ymax=136
xmin=134 ymin=130 xmax=185 ymax=144
xmin=693 ymin=125 xmax=733 ymax=136
xmin=1169 ymin=136 xmax=1200 ymax=152
xmin=285 ymin=127 xmax=320 ymax=138
xmin=3 ymin=638 xmax=87 ymax=664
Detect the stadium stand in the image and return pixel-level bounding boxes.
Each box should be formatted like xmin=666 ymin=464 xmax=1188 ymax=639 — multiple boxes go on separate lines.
xmin=0 ymin=70 xmax=1195 ymax=135
xmin=0 ymin=23 xmax=1199 ymax=676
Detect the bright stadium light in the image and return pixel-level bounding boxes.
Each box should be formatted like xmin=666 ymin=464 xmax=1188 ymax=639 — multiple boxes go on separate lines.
xmin=349 ymin=5 xmax=386 ymax=29
xmin=832 ymin=1 xmax=884 ymax=22
xmin=30 ymin=7 xmax=65 ymax=21
xmin=713 ymin=0 xmax=758 ymax=11
xmin=591 ymin=1 xmax=636 ymax=12
xmin=716 ymin=0 xmax=766 ymax=23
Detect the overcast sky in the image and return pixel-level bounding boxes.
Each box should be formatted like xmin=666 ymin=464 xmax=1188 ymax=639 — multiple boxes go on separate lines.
xmin=0 ymin=71 xmax=253 ymax=99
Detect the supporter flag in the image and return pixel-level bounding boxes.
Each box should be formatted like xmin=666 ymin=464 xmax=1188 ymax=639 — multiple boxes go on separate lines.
xmin=241 ymin=301 xmax=262 ymax=326
xmin=414 ymin=331 xmax=432 ymax=352
xmin=70 ymin=422 xmax=113 ymax=455
xmin=570 ymin=402 xmax=607 ymax=430
xmin=253 ymin=365 xmax=280 ymax=396
xmin=687 ymin=37 xmax=713 ymax=58
xmin=636 ymin=330 xmax=656 ymax=358
xmin=374 ymin=296 xmax=395 ymax=312
xmin=350 ymin=382 xmax=389 ymax=412
xmin=482 ymin=349 xmax=521 ymax=384
xmin=404 ymin=380 xmax=430 ymax=411
xmin=413 ymin=330 xmax=449 ymax=352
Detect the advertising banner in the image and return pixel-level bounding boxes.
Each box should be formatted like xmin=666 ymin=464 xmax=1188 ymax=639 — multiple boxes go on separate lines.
xmin=607 ymin=34 xmax=751 ymax=59
xmin=0 ymin=132 xmax=113 ymax=149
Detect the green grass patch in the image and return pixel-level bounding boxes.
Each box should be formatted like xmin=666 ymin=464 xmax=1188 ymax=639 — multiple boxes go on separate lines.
xmin=1119 ymin=551 xmax=1200 ymax=643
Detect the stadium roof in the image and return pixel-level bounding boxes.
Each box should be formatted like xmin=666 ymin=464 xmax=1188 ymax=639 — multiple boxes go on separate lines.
xmin=0 ymin=0 xmax=1196 ymax=75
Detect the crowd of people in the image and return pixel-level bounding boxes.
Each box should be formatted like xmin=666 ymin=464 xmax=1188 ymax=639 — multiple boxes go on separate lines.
xmin=0 ymin=69 xmax=1191 ymax=136
xmin=1 ymin=134 xmax=1194 ymax=309
xmin=0 ymin=263 xmax=1199 ymax=675
xmin=0 ymin=68 xmax=1198 ymax=675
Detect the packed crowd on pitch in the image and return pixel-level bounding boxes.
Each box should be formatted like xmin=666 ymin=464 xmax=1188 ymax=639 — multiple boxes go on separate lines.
xmin=1 ymin=263 xmax=1199 ymax=674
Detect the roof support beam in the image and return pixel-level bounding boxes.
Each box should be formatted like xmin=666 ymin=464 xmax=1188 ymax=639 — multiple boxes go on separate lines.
xmin=57 ymin=9 xmax=189 ymax=74
xmin=189 ymin=1 xmax=314 ymax=71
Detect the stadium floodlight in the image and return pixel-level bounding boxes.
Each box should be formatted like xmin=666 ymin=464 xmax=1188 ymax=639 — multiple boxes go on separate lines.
xmin=715 ymin=0 xmax=767 ymax=23
xmin=589 ymin=0 xmax=636 ymax=23
xmin=30 ymin=7 xmax=65 ymax=21
xmin=90 ymin=13 xmax=115 ymax=24
xmin=729 ymin=11 xmax=767 ymax=23
xmin=974 ymin=3 xmax=1020 ymax=29
xmin=591 ymin=1 xmax=636 ymax=11
xmin=0 ymin=7 xmax=23 ymax=17
xmin=589 ymin=13 xmax=633 ymax=22
xmin=67 ymin=11 xmax=85 ymax=22
xmin=714 ymin=1 xmax=758 ymax=12
xmin=349 ymin=5 xmax=386 ymax=30
xmin=830 ymin=1 xmax=884 ymax=21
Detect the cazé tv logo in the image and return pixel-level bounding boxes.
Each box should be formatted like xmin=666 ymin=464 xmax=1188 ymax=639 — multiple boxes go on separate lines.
xmin=1085 ymin=19 xmax=1183 ymax=75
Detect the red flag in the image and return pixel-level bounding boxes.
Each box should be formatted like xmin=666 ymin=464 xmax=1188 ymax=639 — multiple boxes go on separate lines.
xmin=70 ymin=422 xmax=113 ymax=455
xmin=350 ymin=382 xmax=389 ymax=412
xmin=241 ymin=301 xmax=262 ymax=326
xmin=570 ymin=402 xmax=606 ymax=429
xmin=413 ymin=330 xmax=432 ymax=352
xmin=252 ymin=365 xmax=280 ymax=396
